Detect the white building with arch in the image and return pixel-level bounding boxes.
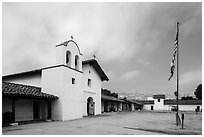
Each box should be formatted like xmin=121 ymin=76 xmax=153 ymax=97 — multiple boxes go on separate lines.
xmin=2 ymin=39 xmax=109 ymax=123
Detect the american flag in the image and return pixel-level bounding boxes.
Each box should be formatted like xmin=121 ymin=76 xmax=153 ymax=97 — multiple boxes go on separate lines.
xmin=169 ymin=23 xmax=179 ymax=81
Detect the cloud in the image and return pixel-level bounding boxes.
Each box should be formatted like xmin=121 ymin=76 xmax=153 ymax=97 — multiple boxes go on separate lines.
xmin=2 ymin=2 xmax=201 ymax=78
xmin=106 ymin=71 xmax=116 ymax=81
xmin=119 ymin=70 xmax=140 ymax=80
xmin=180 ymin=70 xmax=202 ymax=85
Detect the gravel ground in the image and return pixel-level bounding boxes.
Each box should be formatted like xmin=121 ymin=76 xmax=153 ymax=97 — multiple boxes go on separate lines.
xmin=2 ymin=111 xmax=202 ymax=135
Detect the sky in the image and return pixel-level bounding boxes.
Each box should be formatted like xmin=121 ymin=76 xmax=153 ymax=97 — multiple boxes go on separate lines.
xmin=2 ymin=2 xmax=202 ymax=96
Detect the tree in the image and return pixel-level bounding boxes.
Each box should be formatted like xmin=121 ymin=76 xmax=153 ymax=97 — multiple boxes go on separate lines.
xmin=181 ymin=96 xmax=195 ymax=100
xmin=194 ymin=84 xmax=202 ymax=99
xmin=174 ymin=91 xmax=178 ymax=97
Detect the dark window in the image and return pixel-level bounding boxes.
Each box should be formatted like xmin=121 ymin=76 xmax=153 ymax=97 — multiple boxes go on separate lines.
xmin=88 ymin=79 xmax=91 ymax=87
xmin=72 ymin=78 xmax=75 ymax=84
xmin=89 ymin=71 xmax=91 ymax=74
xmin=66 ymin=53 xmax=69 ymax=63
xmin=47 ymin=102 xmax=51 ymax=120
xmin=151 ymin=106 xmax=154 ymax=110
xmin=33 ymin=101 xmax=40 ymax=120
xmin=158 ymin=99 xmax=160 ymax=102
xmin=75 ymin=58 xmax=77 ymax=66
xmin=75 ymin=55 xmax=79 ymax=70
xmin=66 ymin=51 xmax=71 ymax=66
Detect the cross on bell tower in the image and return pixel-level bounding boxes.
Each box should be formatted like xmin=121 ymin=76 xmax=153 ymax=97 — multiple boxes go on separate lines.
xmin=93 ymin=54 xmax=96 ymax=60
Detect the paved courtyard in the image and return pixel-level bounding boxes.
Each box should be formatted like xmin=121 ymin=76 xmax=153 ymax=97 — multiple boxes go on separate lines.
xmin=2 ymin=111 xmax=202 ymax=135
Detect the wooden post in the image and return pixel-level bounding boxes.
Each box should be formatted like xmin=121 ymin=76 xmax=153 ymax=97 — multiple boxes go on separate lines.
xmin=181 ymin=113 xmax=184 ymax=129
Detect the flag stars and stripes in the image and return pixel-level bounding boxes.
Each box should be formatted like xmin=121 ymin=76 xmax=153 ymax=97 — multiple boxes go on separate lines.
xmin=169 ymin=25 xmax=179 ymax=81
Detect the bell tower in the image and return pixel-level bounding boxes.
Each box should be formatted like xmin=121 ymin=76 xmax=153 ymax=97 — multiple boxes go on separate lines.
xmin=43 ymin=36 xmax=84 ymax=121
xmin=55 ymin=36 xmax=83 ymax=71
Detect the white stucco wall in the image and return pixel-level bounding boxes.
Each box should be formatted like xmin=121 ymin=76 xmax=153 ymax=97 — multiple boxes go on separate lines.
xmin=42 ymin=67 xmax=64 ymax=120
xmin=42 ymin=65 xmax=84 ymax=121
xmin=3 ymin=73 xmax=42 ymax=87
xmin=83 ymin=64 xmax=102 ymax=116
xmin=143 ymin=103 xmax=202 ymax=112
xmin=163 ymin=105 xmax=171 ymax=111
xmin=62 ymin=67 xmax=83 ymax=120
xmin=143 ymin=104 xmax=154 ymax=110
xmin=153 ymin=98 xmax=165 ymax=110
xmin=172 ymin=105 xmax=202 ymax=112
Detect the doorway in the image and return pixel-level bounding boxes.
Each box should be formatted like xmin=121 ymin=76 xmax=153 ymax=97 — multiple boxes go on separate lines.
xmin=87 ymin=97 xmax=95 ymax=116
xmin=47 ymin=101 xmax=51 ymax=120
xmin=104 ymin=101 xmax=108 ymax=112
xmin=33 ymin=101 xmax=40 ymax=120
xmin=151 ymin=106 xmax=154 ymax=110
xmin=197 ymin=106 xmax=200 ymax=112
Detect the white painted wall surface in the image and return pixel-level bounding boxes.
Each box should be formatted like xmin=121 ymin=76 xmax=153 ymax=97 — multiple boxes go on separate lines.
xmin=143 ymin=104 xmax=153 ymax=110
xmin=163 ymin=105 xmax=171 ymax=111
xmin=178 ymin=105 xmax=202 ymax=111
xmin=154 ymin=98 xmax=165 ymax=110
xmin=83 ymin=64 xmax=102 ymax=116
xmin=3 ymin=73 xmax=41 ymax=87
xmin=62 ymin=67 xmax=83 ymax=120
xmin=42 ymin=65 xmax=84 ymax=121
xmin=143 ymin=103 xmax=202 ymax=112
xmin=42 ymin=67 xmax=64 ymax=120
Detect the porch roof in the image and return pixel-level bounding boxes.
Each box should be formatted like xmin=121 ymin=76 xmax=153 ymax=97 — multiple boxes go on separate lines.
xmin=101 ymin=95 xmax=125 ymax=103
xmin=2 ymin=82 xmax=58 ymax=100
xmin=124 ymin=100 xmax=143 ymax=105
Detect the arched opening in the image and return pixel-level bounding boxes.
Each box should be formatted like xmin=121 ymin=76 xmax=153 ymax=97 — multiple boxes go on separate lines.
xmin=66 ymin=51 xmax=71 ymax=67
xmin=75 ymin=55 xmax=79 ymax=70
xmin=87 ymin=97 xmax=95 ymax=116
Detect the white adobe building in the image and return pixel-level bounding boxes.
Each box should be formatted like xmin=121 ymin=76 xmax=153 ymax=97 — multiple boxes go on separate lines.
xmin=2 ymin=39 xmax=109 ymax=123
xmin=142 ymin=94 xmax=202 ymax=112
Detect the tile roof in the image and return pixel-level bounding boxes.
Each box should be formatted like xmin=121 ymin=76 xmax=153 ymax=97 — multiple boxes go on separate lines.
xmin=126 ymin=100 xmax=143 ymax=105
xmin=101 ymin=95 xmax=125 ymax=103
xmin=137 ymin=100 xmax=154 ymax=105
xmin=2 ymin=82 xmax=58 ymax=100
xmin=83 ymin=59 xmax=109 ymax=81
xmin=164 ymin=99 xmax=202 ymax=105
xmin=153 ymin=94 xmax=165 ymax=99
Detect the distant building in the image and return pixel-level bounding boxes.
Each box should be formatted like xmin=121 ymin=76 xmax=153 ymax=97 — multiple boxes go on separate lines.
xmin=101 ymin=89 xmax=142 ymax=112
xmin=147 ymin=97 xmax=154 ymax=100
xmin=2 ymin=39 xmax=109 ymax=124
xmin=140 ymin=94 xmax=202 ymax=112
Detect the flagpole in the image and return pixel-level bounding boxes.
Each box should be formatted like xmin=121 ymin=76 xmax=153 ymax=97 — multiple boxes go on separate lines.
xmin=176 ymin=22 xmax=179 ymax=126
